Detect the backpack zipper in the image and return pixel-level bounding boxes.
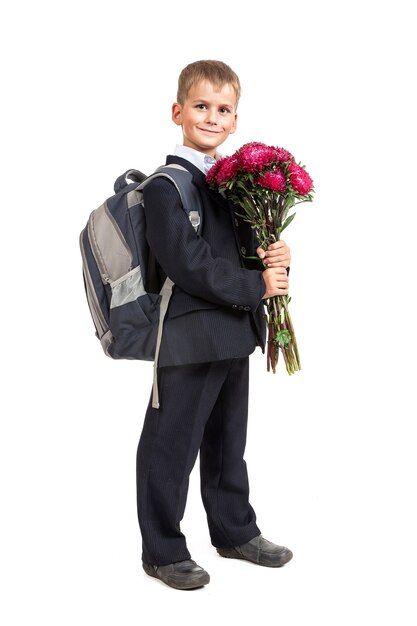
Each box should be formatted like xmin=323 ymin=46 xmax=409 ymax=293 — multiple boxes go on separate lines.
xmin=79 ymin=231 xmax=109 ymax=338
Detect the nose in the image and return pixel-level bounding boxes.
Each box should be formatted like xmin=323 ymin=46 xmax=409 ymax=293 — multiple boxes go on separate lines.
xmin=205 ymin=107 xmax=218 ymax=125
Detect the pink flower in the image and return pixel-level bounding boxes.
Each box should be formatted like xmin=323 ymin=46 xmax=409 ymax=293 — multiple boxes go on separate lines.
xmin=288 ymin=162 xmax=313 ymax=195
xmin=275 ymin=147 xmax=295 ymax=163
xmin=256 ymin=169 xmax=287 ymax=193
xmin=237 ymin=142 xmax=277 ymax=172
xmin=205 ymin=158 xmax=225 ymax=184
xmin=216 ymin=154 xmax=240 ymax=184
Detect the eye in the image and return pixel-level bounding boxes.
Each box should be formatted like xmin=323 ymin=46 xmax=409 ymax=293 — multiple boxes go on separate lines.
xmin=219 ymin=107 xmax=231 ymax=114
xmin=195 ymin=103 xmax=207 ymax=110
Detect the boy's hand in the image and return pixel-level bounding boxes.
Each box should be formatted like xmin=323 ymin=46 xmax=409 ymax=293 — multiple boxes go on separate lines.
xmin=257 ymin=240 xmax=291 ymax=268
xmin=262 ymin=267 xmax=289 ymax=299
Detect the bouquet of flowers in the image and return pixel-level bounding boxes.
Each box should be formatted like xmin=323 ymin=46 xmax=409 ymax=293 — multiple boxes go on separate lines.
xmin=206 ymin=142 xmax=314 ymax=374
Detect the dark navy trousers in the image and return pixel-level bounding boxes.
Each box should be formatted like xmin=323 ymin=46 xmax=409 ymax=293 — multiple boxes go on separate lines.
xmin=136 ymin=357 xmax=261 ymax=566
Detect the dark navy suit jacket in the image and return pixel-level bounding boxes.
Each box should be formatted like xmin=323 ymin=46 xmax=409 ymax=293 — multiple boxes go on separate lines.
xmin=143 ymin=155 xmax=267 ymax=367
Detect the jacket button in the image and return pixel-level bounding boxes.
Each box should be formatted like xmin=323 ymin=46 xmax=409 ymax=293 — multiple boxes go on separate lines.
xmin=232 ymin=304 xmax=238 ymax=309
xmin=240 ymin=246 xmax=246 ymax=255
xmin=243 ymin=306 xmax=251 ymax=311
xmin=238 ymin=305 xmax=244 ymax=310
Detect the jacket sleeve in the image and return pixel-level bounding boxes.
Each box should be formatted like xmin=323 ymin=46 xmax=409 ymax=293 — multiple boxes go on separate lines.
xmin=143 ymin=178 xmax=265 ymax=312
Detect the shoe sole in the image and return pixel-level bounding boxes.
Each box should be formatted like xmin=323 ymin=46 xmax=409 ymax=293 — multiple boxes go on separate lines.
xmin=217 ymin=547 xmax=293 ymax=568
xmin=142 ymin=563 xmax=210 ymax=590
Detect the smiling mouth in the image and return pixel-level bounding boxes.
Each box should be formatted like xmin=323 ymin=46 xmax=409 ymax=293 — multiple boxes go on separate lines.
xmin=198 ymin=128 xmax=221 ymax=134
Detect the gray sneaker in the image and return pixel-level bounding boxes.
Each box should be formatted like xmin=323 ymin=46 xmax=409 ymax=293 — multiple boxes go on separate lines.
xmin=217 ymin=535 xmax=293 ymax=568
xmin=142 ymin=559 xmax=210 ymax=590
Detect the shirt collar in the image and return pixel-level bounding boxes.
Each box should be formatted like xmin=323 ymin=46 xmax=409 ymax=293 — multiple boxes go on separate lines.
xmin=174 ymin=145 xmax=222 ymax=174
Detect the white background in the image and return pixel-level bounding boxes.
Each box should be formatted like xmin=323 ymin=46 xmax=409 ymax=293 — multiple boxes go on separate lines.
xmin=1 ymin=0 xmax=416 ymax=624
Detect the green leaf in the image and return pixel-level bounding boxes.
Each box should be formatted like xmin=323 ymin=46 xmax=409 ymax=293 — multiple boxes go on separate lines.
xmin=281 ymin=212 xmax=296 ymax=232
xmin=275 ymin=329 xmax=291 ymax=347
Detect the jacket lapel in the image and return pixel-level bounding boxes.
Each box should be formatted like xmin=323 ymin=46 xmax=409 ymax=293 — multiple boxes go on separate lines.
xmin=166 ymin=155 xmax=229 ymax=212
xmin=165 ymin=155 xmax=205 ymax=185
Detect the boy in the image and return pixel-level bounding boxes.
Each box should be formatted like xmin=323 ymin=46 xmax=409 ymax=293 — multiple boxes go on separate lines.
xmin=137 ymin=60 xmax=292 ymax=590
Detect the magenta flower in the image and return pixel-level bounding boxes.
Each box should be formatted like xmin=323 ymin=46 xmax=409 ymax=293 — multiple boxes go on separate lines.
xmin=216 ymin=154 xmax=240 ymax=184
xmin=237 ymin=142 xmax=277 ymax=172
xmin=256 ymin=169 xmax=286 ymax=193
xmin=288 ymin=162 xmax=313 ymax=195
xmin=205 ymin=158 xmax=225 ymax=185
xmin=275 ymin=147 xmax=295 ymax=163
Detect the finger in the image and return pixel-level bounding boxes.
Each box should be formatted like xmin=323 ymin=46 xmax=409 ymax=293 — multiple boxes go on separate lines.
xmin=265 ymin=254 xmax=288 ymax=262
xmin=267 ymin=240 xmax=286 ymax=250
xmin=276 ymin=276 xmax=289 ymax=286
xmin=265 ymin=260 xmax=288 ymax=268
xmin=257 ymin=246 xmax=267 ymax=259
xmin=264 ymin=248 xmax=290 ymax=260
xmin=265 ymin=254 xmax=290 ymax=267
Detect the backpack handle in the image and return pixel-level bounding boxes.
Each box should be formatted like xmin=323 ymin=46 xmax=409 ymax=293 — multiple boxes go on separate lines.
xmin=114 ymin=169 xmax=147 ymax=194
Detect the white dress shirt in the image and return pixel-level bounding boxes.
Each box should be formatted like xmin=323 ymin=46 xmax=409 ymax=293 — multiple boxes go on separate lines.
xmin=174 ymin=144 xmax=221 ymax=174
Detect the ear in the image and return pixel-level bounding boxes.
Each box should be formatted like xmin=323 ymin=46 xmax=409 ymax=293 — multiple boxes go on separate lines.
xmin=172 ymin=102 xmax=183 ymax=126
xmin=229 ymin=112 xmax=238 ymax=135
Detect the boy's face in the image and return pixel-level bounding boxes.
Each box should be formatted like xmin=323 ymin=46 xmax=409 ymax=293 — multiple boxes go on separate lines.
xmin=172 ymin=80 xmax=238 ymax=156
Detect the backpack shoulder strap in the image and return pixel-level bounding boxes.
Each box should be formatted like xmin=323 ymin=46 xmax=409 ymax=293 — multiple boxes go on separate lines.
xmin=138 ymin=164 xmax=203 ymax=233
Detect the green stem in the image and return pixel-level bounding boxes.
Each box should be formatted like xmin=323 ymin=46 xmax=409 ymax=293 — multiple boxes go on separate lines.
xmin=281 ymin=296 xmax=301 ymax=369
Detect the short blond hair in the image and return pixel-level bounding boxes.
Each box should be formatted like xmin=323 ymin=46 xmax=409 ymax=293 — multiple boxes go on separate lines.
xmin=177 ymin=60 xmax=241 ymax=106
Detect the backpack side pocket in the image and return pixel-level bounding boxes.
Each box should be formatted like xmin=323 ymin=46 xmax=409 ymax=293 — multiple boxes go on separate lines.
xmin=107 ymin=267 xmax=160 ymax=360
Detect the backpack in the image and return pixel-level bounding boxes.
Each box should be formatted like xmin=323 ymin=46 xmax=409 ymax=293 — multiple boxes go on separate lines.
xmin=79 ymin=165 xmax=203 ymax=408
